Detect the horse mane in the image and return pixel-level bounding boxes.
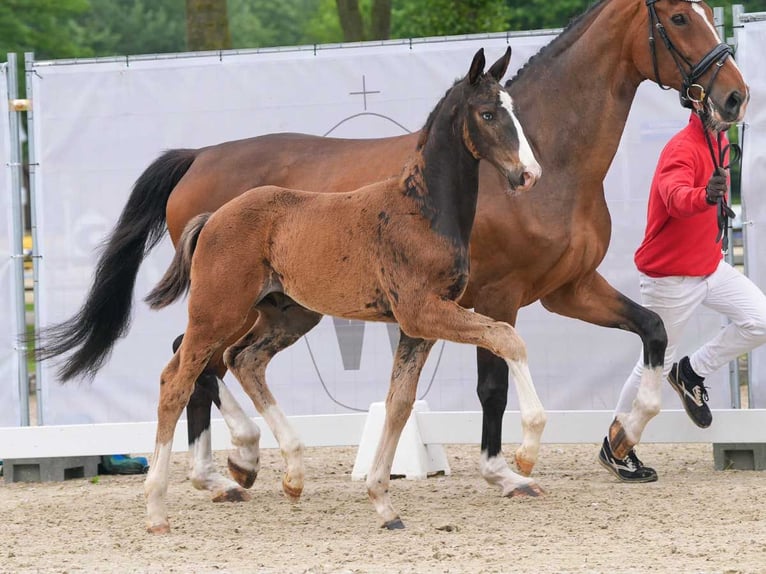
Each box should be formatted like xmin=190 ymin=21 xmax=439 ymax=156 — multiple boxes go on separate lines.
xmin=508 ymin=0 xmax=608 ymax=86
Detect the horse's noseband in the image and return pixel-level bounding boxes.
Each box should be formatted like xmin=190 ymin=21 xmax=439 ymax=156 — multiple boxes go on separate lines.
xmin=645 ymin=0 xmax=733 ymax=109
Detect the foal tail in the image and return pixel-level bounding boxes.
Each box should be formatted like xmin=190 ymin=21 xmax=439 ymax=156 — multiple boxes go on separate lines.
xmin=35 ymin=148 xmax=198 ymax=381
xmin=145 ymin=213 xmax=211 ymax=310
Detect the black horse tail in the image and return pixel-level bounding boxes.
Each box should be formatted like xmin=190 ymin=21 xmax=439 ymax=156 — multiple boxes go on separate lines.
xmin=35 ymin=148 xmax=198 ymax=381
xmin=145 ymin=212 xmax=211 ymax=310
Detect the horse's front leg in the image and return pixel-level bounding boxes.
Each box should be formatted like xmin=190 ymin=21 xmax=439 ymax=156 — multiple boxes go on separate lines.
xmin=177 ymin=335 xmax=262 ymax=502
xmin=366 ymin=331 xmax=435 ymax=529
xmin=472 ymin=290 xmax=544 ymax=489
xmin=541 ymin=272 xmax=667 ymax=459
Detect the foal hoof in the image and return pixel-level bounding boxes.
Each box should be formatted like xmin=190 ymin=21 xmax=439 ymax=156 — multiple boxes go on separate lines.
xmin=514 ymin=451 xmax=534 ymax=477
xmin=228 ymin=456 xmax=258 ymax=489
xmin=608 ymin=420 xmax=633 ymax=460
xmin=282 ymin=475 xmax=303 ymax=502
xmin=146 ymin=523 xmax=171 ymax=535
xmin=382 ymin=518 xmax=405 ymax=530
xmin=505 ymin=482 xmax=545 ymax=498
xmin=212 ymin=486 xmax=253 ymax=503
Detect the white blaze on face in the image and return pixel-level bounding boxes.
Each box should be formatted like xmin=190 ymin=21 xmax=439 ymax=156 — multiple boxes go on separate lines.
xmin=689 ymin=3 xmax=745 ymax=103
xmin=499 ymin=90 xmax=541 ymax=179
xmin=690 ymin=3 xmax=720 ymax=41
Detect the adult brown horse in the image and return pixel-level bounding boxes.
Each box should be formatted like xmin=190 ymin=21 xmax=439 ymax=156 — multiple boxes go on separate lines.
xmin=37 ymin=0 xmax=748 ymax=503
xmin=141 ymin=47 xmax=540 ymax=532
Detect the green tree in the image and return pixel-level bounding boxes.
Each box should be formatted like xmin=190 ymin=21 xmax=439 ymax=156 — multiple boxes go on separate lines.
xmin=75 ymin=0 xmax=185 ymax=57
xmin=186 ymin=0 xmax=231 ymax=51
xmin=392 ymin=0 xmax=512 ymax=38
xmin=505 ymin=0 xmax=590 ymax=31
xmin=0 ymin=0 xmax=90 ymax=59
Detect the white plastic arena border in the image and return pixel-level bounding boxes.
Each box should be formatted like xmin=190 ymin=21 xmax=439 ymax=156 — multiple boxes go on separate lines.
xmin=2 ymin=409 xmax=766 ymax=459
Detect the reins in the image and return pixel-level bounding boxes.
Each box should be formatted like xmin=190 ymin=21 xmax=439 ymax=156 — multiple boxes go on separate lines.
xmin=700 ymin=124 xmax=740 ymax=254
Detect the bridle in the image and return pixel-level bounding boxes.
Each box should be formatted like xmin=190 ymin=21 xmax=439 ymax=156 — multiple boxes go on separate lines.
xmin=646 ymin=0 xmax=738 ymax=253
xmin=645 ymin=0 xmax=733 ymax=109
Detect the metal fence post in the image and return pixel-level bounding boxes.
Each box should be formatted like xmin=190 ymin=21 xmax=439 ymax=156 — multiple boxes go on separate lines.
xmin=7 ymin=52 xmax=30 ymax=425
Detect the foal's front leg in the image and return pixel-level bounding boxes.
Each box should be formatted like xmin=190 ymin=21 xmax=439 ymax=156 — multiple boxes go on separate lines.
xmin=366 ymin=331 xmax=435 ymax=529
xmin=397 ymin=296 xmax=545 ymax=497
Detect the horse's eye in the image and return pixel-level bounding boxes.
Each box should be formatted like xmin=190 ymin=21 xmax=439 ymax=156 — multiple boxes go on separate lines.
xmin=671 ymin=14 xmax=687 ymax=25
xmin=481 ymin=112 xmax=494 ymax=121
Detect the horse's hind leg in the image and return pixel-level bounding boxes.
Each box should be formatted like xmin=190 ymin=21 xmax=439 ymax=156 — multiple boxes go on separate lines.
xmin=367 ymin=331 xmax=434 ymax=529
xmin=179 ymin=334 xmax=262 ymax=501
xmin=224 ymin=295 xmax=322 ymax=502
xmin=541 ymin=273 xmax=667 ymax=459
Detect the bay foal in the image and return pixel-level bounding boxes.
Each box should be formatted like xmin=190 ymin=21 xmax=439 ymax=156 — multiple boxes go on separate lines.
xmin=142 ymin=48 xmax=541 ymax=532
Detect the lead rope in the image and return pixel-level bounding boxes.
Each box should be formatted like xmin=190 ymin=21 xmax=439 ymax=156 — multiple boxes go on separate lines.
xmin=701 ymin=124 xmax=740 ymax=254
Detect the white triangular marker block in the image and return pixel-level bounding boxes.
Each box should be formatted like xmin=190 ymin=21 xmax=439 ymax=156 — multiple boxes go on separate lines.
xmin=351 ymin=400 xmax=451 ymax=480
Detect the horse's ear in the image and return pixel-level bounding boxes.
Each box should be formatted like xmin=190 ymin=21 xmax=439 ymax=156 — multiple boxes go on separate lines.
xmin=468 ymin=48 xmax=486 ymax=85
xmin=487 ymin=46 xmax=512 ymax=82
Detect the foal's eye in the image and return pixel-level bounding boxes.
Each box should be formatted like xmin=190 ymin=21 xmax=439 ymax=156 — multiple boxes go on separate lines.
xmin=481 ymin=112 xmax=494 ymax=121
xmin=671 ymin=14 xmax=687 ymax=25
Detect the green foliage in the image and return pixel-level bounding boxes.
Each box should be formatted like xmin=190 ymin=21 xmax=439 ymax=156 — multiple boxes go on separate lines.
xmin=76 ymin=0 xmax=186 ymax=57
xmin=229 ymin=0 xmax=330 ymax=48
xmin=392 ymin=0 xmax=512 ymax=38
xmin=505 ymin=0 xmax=592 ymax=31
xmin=0 ymin=0 xmax=90 ymax=59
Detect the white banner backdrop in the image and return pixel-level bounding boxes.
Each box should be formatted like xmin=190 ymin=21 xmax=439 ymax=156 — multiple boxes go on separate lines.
xmin=30 ymin=33 xmax=727 ymax=425
xmin=738 ymin=18 xmax=766 ymax=408
xmin=0 ymin=62 xmax=21 ymax=426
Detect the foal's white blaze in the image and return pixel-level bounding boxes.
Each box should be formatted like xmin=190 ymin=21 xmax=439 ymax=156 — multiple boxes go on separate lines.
xmin=499 ymin=90 xmax=541 ymax=180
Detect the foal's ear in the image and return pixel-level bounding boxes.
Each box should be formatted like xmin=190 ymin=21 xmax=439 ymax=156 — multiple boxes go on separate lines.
xmin=468 ymin=48 xmax=486 ymax=85
xmin=487 ymin=46 xmax=512 ymax=82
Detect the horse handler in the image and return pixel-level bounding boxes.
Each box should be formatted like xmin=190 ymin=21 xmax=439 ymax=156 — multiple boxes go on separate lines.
xmin=598 ymin=93 xmax=766 ymax=482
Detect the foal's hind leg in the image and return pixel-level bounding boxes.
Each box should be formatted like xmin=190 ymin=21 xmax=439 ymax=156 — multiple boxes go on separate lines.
xmin=367 ymin=331 xmax=435 ymax=529
xmin=224 ymin=296 xmax=322 ymax=502
xmin=396 ymin=296 xmax=545 ymax=497
xmin=178 ymin=334 xmax=262 ymax=501
xmin=145 ymin=335 xmax=217 ymax=533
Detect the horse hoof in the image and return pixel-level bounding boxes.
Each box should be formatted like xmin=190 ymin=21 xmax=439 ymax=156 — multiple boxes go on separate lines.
xmin=608 ymin=420 xmax=633 ymax=460
xmin=282 ymin=475 xmax=303 ymax=502
xmin=146 ymin=523 xmax=171 ymax=535
xmin=228 ymin=457 xmax=258 ymax=489
xmin=212 ymin=487 xmax=253 ymax=503
xmin=514 ymin=451 xmax=534 ymax=477
xmin=382 ymin=518 xmax=405 ymax=530
xmin=505 ymin=483 xmax=545 ymax=498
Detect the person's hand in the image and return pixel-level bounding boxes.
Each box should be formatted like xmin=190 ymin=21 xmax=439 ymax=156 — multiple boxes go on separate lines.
xmin=705 ymin=167 xmax=728 ymax=205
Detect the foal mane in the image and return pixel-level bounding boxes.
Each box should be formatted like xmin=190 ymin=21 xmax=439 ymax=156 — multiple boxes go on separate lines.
xmin=508 ymin=0 xmax=608 ymax=85
xmin=416 ymin=77 xmax=464 ymax=150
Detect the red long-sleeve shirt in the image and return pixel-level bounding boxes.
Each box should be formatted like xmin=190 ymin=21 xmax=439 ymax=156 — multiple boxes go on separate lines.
xmin=634 ymin=113 xmax=728 ymax=277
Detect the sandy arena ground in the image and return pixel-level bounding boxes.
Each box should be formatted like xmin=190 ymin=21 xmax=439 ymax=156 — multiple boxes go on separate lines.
xmin=1 ymin=442 xmax=765 ymax=574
